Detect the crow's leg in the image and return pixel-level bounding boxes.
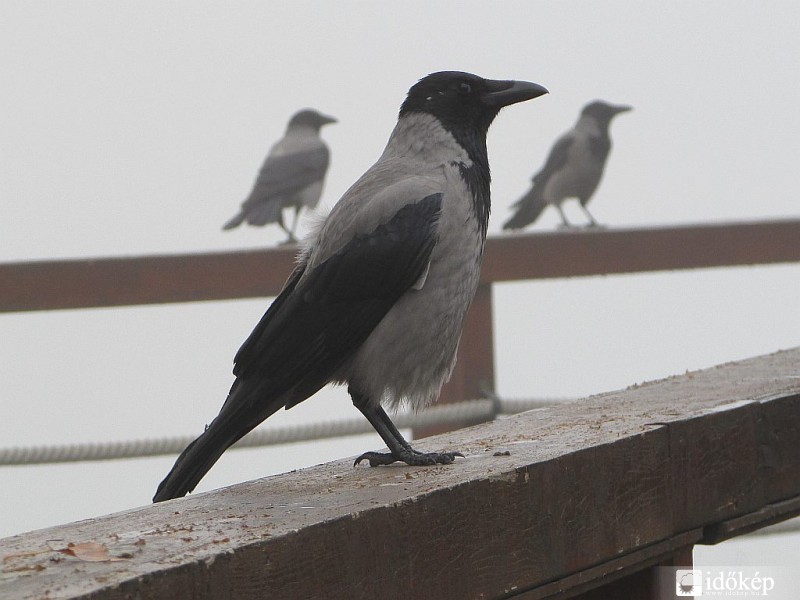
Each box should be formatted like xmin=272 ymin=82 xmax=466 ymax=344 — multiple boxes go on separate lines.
xmin=276 ymin=215 xmax=298 ymax=244
xmin=288 ymin=206 xmax=302 ymax=240
xmin=555 ymin=203 xmax=573 ymax=228
xmin=350 ymin=387 xmax=463 ymax=467
xmin=579 ymin=203 xmax=601 ymax=227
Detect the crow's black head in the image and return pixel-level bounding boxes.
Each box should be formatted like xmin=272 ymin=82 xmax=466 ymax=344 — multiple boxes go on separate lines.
xmin=581 ymin=101 xmax=632 ymax=125
xmin=400 ymin=71 xmax=547 ymax=138
xmin=400 ymin=72 xmax=546 ymax=237
xmin=288 ymin=109 xmax=337 ymax=131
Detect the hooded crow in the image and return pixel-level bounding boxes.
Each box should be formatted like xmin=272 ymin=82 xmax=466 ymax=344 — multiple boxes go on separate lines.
xmin=503 ymin=101 xmax=631 ymax=230
xmin=223 ymin=109 xmax=337 ymax=243
xmin=154 ymin=72 xmax=547 ymax=502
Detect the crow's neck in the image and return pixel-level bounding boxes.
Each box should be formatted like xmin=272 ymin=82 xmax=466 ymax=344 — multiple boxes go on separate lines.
xmin=385 ymin=113 xmax=491 ymax=237
xmin=446 ymin=124 xmax=491 ymax=239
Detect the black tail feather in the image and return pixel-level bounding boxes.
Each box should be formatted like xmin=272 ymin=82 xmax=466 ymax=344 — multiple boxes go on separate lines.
xmin=153 ymin=384 xmax=284 ymax=503
xmin=222 ymin=211 xmax=245 ymax=230
xmin=153 ymin=420 xmax=241 ymax=502
xmin=502 ymin=187 xmax=547 ymax=230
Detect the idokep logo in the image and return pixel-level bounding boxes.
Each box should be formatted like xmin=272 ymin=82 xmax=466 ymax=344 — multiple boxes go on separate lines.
xmin=676 ymin=570 xmax=703 ymax=596
xmin=674 ymin=568 xmax=778 ymax=597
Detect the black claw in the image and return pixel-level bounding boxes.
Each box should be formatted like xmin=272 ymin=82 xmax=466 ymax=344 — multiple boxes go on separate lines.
xmin=354 ymin=452 xmax=398 ymax=467
xmin=354 ymin=449 xmax=464 ymax=468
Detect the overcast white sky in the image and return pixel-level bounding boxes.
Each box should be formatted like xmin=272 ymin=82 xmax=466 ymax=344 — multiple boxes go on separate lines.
xmin=1 ymin=1 xmax=799 ymax=575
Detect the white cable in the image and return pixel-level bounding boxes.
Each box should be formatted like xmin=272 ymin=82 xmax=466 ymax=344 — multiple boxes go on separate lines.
xmin=0 ymin=398 xmax=563 ymax=466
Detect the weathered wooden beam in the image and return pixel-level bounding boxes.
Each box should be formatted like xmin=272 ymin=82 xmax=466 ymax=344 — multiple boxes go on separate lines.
xmin=482 ymin=218 xmax=800 ymax=282
xmin=2 ymin=219 xmax=799 ymax=313
xmin=2 ymin=349 xmax=800 ymax=600
xmin=526 ymin=530 xmax=698 ymax=600
xmin=702 ymin=495 xmax=800 ymax=544
xmin=0 ymin=246 xmax=297 ymax=313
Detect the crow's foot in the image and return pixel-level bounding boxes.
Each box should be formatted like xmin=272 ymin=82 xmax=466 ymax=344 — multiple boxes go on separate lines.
xmin=354 ymin=449 xmax=463 ymax=467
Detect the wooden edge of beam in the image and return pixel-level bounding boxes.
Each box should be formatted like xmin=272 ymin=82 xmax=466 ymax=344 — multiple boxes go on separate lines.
xmin=701 ymin=495 xmax=800 ymax=545
xmin=515 ymin=529 xmax=702 ymax=600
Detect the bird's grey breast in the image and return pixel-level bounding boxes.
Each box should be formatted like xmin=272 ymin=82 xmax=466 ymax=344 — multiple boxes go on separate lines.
xmin=339 ymin=160 xmax=484 ymax=410
xmin=542 ymin=127 xmax=606 ymax=204
xmin=309 ymin=113 xmax=487 ymax=409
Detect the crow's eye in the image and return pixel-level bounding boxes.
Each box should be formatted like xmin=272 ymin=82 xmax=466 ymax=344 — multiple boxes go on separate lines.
xmin=458 ymin=82 xmax=472 ymax=95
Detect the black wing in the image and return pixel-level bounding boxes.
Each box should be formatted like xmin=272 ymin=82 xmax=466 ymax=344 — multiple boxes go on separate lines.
xmin=502 ymin=135 xmax=573 ymax=230
xmin=531 ymin=134 xmax=574 ymax=189
xmin=244 ymin=146 xmax=330 ymax=205
xmin=154 ymin=193 xmax=443 ymax=501
xmin=588 ymin=134 xmax=611 ymax=164
xmin=232 ymin=192 xmax=443 ymax=412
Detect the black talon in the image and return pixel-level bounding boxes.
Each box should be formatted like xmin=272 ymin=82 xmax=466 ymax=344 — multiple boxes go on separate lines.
xmin=350 ymin=387 xmax=464 ymax=469
xmin=354 ymin=449 xmax=463 ymax=468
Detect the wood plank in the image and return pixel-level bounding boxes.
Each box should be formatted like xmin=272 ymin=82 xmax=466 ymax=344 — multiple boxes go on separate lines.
xmin=0 ymin=246 xmax=297 ymax=312
xmin=2 ymin=219 xmax=799 ymax=313
xmin=702 ymin=495 xmax=800 ymax=544
xmin=483 ymin=219 xmax=800 ymax=283
xmin=2 ymin=349 xmax=800 ymax=600
xmin=516 ymin=530 xmax=699 ymax=599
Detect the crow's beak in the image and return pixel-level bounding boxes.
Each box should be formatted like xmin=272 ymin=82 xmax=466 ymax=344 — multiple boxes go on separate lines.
xmin=482 ymin=79 xmax=549 ymax=109
xmin=319 ymin=114 xmax=338 ymax=125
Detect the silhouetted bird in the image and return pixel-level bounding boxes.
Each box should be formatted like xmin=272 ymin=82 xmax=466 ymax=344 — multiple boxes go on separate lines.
xmin=503 ymin=101 xmax=631 ymax=230
xmin=154 ymin=72 xmax=547 ymax=502
xmin=223 ymin=109 xmax=336 ymax=243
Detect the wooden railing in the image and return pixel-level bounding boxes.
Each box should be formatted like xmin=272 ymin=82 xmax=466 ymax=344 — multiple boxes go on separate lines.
xmin=2 ymin=349 xmax=799 ymax=599
xmin=4 ymin=219 xmax=798 ymax=313
xmin=3 ymin=219 xmax=800 ymax=433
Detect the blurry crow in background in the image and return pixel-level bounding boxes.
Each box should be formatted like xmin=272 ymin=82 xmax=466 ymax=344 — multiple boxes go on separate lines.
xmin=223 ymin=109 xmax=336 ymax=243
xmin=503 ymin=101 xmax=631 ymax=230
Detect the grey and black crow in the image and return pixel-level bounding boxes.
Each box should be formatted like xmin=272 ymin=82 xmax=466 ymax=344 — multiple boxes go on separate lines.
xmin=154 ymin=72 xmax=547 ymax=502
xmin=223 ymin=109 xmax=337 ymax=243
xmin=503 ymin=101 xmax=631 ymax=230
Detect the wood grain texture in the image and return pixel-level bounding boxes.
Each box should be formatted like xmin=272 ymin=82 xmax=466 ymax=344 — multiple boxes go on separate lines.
xmin=2 ymin=349 xmax=800 ymax=599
